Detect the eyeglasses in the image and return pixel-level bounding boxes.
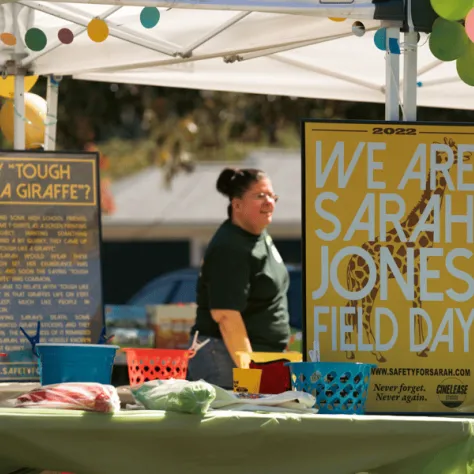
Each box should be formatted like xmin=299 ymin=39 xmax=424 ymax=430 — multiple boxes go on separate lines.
xmin=251 ymin=192 xmax=279 ymax=202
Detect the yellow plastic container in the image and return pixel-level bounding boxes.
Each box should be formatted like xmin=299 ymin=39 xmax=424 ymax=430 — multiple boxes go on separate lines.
xmin=236 ymin=351 xmax=302 ymax=367
xmin=233 ymin=368 xmax=262 ymax=393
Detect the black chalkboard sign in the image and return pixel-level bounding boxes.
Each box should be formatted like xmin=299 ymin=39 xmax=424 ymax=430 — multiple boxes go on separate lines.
xmin=0 ymin=151 xmax=103 ymax=381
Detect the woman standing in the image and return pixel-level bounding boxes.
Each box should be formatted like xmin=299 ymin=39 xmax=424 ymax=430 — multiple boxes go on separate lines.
xmin=187 ymin=167 xmax=290 ymax=389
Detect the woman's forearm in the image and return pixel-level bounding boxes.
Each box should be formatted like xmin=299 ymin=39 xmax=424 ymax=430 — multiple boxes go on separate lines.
xmin=211 ymin=309 xmax=252 ymax=367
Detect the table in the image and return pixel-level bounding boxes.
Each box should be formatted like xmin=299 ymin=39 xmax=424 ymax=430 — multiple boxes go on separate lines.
xmin=0 ymin=408 xmax=472 ymax=474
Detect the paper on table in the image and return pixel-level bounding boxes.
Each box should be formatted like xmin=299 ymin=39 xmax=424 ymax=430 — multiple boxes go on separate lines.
xmin=211 ymin=385 xmax=316 ymax=409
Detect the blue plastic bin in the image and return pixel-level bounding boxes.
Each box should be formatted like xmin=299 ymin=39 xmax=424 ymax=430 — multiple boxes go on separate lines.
xmin=287 ymin=361 xmax=376 ymax=415
xmin=36 ymin=343 xmax=119 ymax=386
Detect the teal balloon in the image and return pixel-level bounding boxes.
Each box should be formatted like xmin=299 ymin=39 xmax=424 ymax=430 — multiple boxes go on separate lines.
xmin=429 ymin=18 xmax=468 ymax=61
xmin=374 ymin=28 xmax=386 ymax=51
xmin=140 ymin=7 xmax=160 ymax=29
xmin=457 ymin=43 xmax=474 ymax=86
xmin=430 ymin=0 xmax=473 ymax=21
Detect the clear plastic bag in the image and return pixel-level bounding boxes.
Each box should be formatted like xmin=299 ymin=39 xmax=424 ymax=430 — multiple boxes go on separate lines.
xmin=131 ymin=379 xmax=216 ymax=415
xmin=15 ymin=382 xmax=121 ymax=413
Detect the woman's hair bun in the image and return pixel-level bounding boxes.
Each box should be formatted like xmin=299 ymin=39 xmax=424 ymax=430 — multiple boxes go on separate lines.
xmin=216 ymin=167 xmax=240 ymax=197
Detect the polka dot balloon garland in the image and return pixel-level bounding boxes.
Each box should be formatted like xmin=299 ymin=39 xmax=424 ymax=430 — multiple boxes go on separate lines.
xmin=0 ymin=33 xmax=16 ymax=46
xmin=7 ymin=3 xmax=473 ymax=85
xmin=87 ymin=18 xmax=109 ymax=43
xmin=58 ymin=28 xmax=74 ymax=45
xmin=0 ymin=7 xmax=161 ymax=52
xmin=140 ymin=7 xmax=161 ymax=29
xmin=25 ymin=28 xmax=47 ymax=52
xmin=428 ymin=0 xmax=474 ymax=86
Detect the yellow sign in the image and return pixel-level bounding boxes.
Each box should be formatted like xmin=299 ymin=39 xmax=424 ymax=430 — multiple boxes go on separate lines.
xmin=303 ymin=120 xmax=474 ymax=413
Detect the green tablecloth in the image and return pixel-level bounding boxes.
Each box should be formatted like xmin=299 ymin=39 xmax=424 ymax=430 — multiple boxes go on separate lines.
xmin=0 ymin=408 xmax=472 ymax=474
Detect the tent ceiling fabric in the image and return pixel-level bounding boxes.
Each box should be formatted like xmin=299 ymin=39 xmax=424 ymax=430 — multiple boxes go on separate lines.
xmin=1 ymin=2 xmax=385 ymax=76
xmin=0 ymin=1 xmax=465 ymax=110
xmin=74 ymin=33 xmax=474 ymax=110
xmin=73 ymin=31 xmax=469 ymax=110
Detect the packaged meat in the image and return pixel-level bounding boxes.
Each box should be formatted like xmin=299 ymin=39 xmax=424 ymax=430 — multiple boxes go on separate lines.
xmin=15 ymin=382 xmax=121 ymax=413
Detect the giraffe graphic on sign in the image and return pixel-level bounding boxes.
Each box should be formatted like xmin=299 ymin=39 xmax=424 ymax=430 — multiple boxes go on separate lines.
xmin=344 ymin=138 xmax=470 ymax=363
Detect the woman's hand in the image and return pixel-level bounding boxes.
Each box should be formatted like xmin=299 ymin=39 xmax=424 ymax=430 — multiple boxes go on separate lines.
xmin=211 ymin=309 xmax=252 ymax=367
xmin=237 ymin=351 xmax=251 ymax=369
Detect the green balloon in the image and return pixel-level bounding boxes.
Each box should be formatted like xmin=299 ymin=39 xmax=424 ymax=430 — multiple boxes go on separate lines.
xmin=430 ymin=0 xmax=473 ymax=21
xmin=457 ymin=43 xmax=474 ymax=86
xmin=429 ymin=18 xmax=469 ymax=61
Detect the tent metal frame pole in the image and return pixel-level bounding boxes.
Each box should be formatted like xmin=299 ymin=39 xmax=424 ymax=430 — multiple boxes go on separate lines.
xmin=384 ymin=25 xmax=400 ymax=121
xmin=44 ymin=75 xmax=60 ymax=151
xmin=12 ymin=3 xmax=25 ymax=150
xmin=75 ymin=35 xmax=347 ymax=75
xmin=180 ymin=11 xmax=250 ymax=57
xmin=402 ymin=30 xmax=417 ymax=121
xmin=418 ymin=59 xmax=442 ymax=76
xmin=23 ymin=0 xmax=382 ymax=16
xmin=13 ymin=73 xmax=25 ymax=150
xmin=233 ymin=26 xmax=378 ymax=62
xmin=273 ymin=55 xmax=381 ymax=92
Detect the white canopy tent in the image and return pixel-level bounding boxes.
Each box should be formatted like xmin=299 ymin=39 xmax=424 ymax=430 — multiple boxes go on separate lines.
xmin=8 ymin=4 xmax=384 ymax=76
xmin=0 ymin=1 xmax=389 ymax=149
xmin=0 ymin=0 xmax=453 ymax=150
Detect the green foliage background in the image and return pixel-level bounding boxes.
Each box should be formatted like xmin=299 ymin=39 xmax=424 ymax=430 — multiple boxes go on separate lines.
xmin=2 ymin=76 xmax=474 ymax=184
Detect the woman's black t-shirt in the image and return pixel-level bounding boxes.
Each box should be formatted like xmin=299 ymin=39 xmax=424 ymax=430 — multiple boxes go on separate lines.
xmin=192 ymin=219 xmax=290 ymax=352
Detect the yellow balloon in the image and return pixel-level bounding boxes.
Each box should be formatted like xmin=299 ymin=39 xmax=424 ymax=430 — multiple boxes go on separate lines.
xmin=0 ymin=92 xmax=47 ymax=149
xmin=0 ymin=75 xmax=39 ymax=99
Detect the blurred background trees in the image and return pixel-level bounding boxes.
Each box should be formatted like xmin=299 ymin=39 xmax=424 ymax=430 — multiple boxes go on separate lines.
xmin=2 ymin=75 xmax=474 ymax=195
